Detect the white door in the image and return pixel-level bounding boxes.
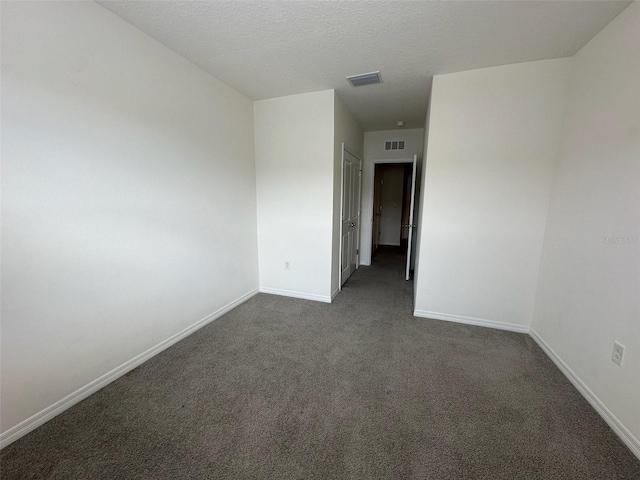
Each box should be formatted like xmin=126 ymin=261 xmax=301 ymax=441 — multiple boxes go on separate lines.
xmin=405 ymin=155 xmax=418 ymax=281
xmin=341 ymin=148 xmax=362 ymax=287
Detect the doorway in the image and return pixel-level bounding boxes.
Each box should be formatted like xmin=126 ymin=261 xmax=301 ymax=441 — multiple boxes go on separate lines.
xmin=371 ymin=156 xmax=417 ymax=280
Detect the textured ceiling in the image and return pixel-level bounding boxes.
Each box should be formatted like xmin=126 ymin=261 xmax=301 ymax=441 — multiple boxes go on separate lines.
xmin=97 ymin=0 xmax=630 ymax=131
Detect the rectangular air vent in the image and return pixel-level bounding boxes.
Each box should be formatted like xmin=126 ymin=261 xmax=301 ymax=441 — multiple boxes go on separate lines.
xmin=384 ymin=140 xmax=405 ymax=151
xmin=346 ymin=71 xmax=382 ymax=87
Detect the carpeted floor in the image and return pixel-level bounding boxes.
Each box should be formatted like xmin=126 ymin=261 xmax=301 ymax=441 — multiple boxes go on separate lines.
xmin=2 ymin=247 xmax=639 ymax=479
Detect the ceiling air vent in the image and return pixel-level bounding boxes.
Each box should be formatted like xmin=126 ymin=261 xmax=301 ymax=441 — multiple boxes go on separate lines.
xmin=384 ymin=140 xmax=405 ymax=151
xmin=346 ymin=71 xmax=382 ymax=87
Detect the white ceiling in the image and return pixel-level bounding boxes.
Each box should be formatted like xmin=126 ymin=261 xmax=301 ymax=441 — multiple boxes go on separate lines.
xmin=97 ymin=0 xmax=630 ymax=131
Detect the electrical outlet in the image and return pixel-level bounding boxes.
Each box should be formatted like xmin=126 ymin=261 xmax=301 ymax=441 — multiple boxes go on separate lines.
xmin=611 ymin=341 xmax=625 ymax=366
xmin=284 ymin=261 xmax=290 ymax=271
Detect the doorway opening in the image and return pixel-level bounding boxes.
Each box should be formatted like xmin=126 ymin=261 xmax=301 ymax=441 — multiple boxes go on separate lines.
xmin=372 ymin=157 xmax=417 ymax=280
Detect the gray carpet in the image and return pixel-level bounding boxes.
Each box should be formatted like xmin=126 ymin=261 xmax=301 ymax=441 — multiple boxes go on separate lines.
xmin=2 ymin=247 xmax=639 ymax=479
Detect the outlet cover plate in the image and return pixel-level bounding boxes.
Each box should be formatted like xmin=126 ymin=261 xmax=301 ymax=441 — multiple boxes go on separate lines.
xmin=612 ymin=341 xmax=625 ymax=366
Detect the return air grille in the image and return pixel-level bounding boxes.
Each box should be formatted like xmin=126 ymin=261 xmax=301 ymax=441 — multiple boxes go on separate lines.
xmin=384 ymin=140 xmax=405 ymax=151
xmin=346 ymin=71 xmax=382 ymax=87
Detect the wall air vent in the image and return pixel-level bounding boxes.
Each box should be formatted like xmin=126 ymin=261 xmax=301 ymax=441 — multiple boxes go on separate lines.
xmin=384 ymin=140 xmax=405 ymax=151
xmin=346 ymin=71 xmax=382 ymax=87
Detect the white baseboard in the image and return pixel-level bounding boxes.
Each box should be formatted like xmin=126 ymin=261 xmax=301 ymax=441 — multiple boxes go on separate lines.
xmin=4 ymin=293 xmax=637 ymax=462
xmin=529 ymin=328 xmax=640 ymax=460
xmin=412 ymin=311 xmax=639 ymax=459
xmin=259 ymin=287 xmax=331 ymax=304
xmin=413 ymin=309 xmax=530 ymax=333
xmin=0 ymin=288 xmax=259 ymax=450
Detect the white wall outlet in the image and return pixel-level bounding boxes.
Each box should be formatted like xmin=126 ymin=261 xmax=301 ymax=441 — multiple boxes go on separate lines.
xmin=611 ymin=341 xmax=625 ymax=366
xmin=284 ymin=261 xmax=290 ymax=270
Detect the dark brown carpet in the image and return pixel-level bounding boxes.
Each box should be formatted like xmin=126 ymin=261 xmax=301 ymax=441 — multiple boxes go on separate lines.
xmin=2 ymin=247 xmax=639 ymax=479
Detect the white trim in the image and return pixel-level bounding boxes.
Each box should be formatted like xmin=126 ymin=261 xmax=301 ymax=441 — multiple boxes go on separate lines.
xmin=0 ymin=287 xmax=260 ymax=449
xmin=366 ymin=157 xmax=414 ymax=266
xmin=529 ymin=328 xmax=640 ymax=460
xmin=260 ymin=287 xmax=331 ymax=304
xmin=331 ymin=288 xmax=340 ymax=302
xmin=339 ymin=146 xmax=363 ymax=289
xmin=411 ymin=312 xmax=639 ymax=459
xmin=405 ymin=155 xmax=418 ymax=281
xmin=338 ymin=142 xmax=345 ymax=291
xmin=343 ymin=145 xmax=360 ymax=161
xmin=413 ymin=310 xmax=530 ymax=333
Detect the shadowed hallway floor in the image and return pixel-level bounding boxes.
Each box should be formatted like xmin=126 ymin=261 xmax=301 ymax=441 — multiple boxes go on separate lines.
xmin=2 ymin=247 xmax=639 ymax=479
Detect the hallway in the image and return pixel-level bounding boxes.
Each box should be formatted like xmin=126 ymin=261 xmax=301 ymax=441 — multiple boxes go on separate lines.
xmin=340 ymin=245 xmax=413 ymax=314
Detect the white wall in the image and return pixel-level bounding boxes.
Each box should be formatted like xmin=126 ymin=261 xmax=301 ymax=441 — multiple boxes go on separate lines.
xmin=255 ymin=90 xmax=335 ymax=302
xmin=360 ymin=129 xmax=424 ymax=265
xmin=331 ymin=94 xmax=363 ymax=296
xmin=531 ymin=2 xmax=640 ymax=454
xmin=414 ymin=59 xmax=571 ymax=330
xmin=413 ymin=97 xmax=432 ymax=305
xmin=1 ymin=0 xmax=259 ymax=439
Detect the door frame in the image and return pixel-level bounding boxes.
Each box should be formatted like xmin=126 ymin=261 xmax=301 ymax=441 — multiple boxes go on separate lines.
xmin=339 ymin=143 xmax=362 ymax=291
xmin=366 ymin=158 xmax=414 ymax=264
xmin=405 ymin=155 xmax=418 ymax=280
